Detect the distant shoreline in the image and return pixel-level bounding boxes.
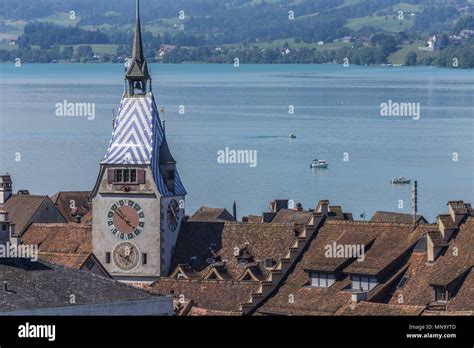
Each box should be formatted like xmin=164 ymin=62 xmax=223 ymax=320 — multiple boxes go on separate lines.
xmin=0 ymin=61 xmax=471 ymax=70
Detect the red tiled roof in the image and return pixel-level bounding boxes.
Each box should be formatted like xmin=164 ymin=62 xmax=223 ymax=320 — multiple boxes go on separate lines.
xmin=448 ymin=201 xmax=471 ymax=215
xmin=38 ymin=252 xmax=90 ymax=269
xmin=188 ymin=207 xmax=234 ymax=222
xmin=170 ymin=221 xmax=226 ymax=272
xmin=338 ymin=222 xmax=420 ymax=277
xmin=217 ymin=222 xmax=299 ymax=278
xmin=438 ymin=214 xmax=456 ymax=229
xmin=387 ymin=217 xmax=474 ymax=311
xmin=260 ymin=220 xmax=423 ymax=316
xmin=50 ymin=191 xmax=92 ymax=223
xmin=388 ymin=252 xmax=434 ymax=306
xmin=171 ymin=221 xmax=299 ymax=279
xmin=188 ymin=306 xmax=241 ymax=316
xmin=149 ymin=278 xmax=259 ymax=313
xmin=21 ymin=223 xmax=94 ymax=270
xmin=246 ymin=215 xmax=262 ymax=223
xmin=429 ymin=217 xmax=474 ymax=287
xmin=0 ymin=195 xmax=48 ymax=236
xmin=427 ymin=230 xmax=448 ymax=247
xmin=371 ymin=211 xmax=427 ymax=224
xmin=448 ymin=269 xmax=474 ymax=311
xmin=270 ymin=209 xmax=312 ymax=225
xmin=21 ymin=223 xmax=92 ymax=254
xmin=337 ymin=301 xmax=425 ymax=316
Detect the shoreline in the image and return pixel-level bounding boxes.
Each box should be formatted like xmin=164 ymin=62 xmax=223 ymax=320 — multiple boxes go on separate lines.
xmin=0 ymin=61 xmax=471 ymax=70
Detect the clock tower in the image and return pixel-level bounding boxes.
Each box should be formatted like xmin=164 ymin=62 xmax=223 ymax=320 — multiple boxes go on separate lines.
xmin=91 ymin=0 xmax=186 ymax=284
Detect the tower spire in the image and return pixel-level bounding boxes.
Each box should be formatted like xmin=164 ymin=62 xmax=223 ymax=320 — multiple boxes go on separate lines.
xmin=126 ymin=0 xmax=150 ymax=96
xmin=132 ymin=0 xmax=144 ymax=63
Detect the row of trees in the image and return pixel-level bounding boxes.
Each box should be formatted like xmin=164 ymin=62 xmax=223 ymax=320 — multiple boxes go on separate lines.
xmin=2 ymin=39 xmax=473 ymax=67
xmin=161 ymin=44 xmax=474 ymax=68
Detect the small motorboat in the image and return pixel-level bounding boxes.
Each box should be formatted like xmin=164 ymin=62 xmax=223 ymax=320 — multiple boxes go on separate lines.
xmin=391 ymin=177 xmax=411 ymax=184
xmin=288 ymin=133 xmax=296 ymax=139
xmin=310 ymin=159 xmax=328 ymax=168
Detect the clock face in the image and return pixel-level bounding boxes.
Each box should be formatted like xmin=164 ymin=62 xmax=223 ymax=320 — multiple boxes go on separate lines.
xmin=166 ymin=199 xmax=180 ymax=232
xmin=107 ymin=199 xmax=145 ymax=240
xmin=113 ymin=242 xmax=140 ymax=271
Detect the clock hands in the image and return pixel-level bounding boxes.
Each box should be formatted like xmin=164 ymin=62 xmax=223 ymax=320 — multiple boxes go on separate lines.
xmin=118 ymin=247 xmax=133 ymax=263
xmin=109 ymin=201 xmax=144 ymax=242
xmin=115 ymin=208 xmax=136 ymax=229
xmin=170 ymin=205 xmax=177 ymax=219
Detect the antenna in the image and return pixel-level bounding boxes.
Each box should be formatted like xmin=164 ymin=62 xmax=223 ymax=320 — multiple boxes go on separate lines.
xmin=412 ymin=180 xmax=418 ymax=231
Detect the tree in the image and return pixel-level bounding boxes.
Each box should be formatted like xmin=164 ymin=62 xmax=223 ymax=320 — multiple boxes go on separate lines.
xmin=76 ymin=45 xmax=94 ymax=60
xmin=62 ymin=46 xmax=74 ymax=60
xmin=405 ymin=51 xmax=417 ymax=66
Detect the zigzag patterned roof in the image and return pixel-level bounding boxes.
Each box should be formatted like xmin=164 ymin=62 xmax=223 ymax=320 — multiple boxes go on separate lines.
xmin=102 ymin=93 xmax=186 ymax=197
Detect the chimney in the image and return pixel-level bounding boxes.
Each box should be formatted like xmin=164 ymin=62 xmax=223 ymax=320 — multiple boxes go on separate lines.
xmin=351 ymin=291 xmax=368 ymax=303
xmin=437 ymin=216 xmax=456 ymax=241
xmin=308 ymin=212 xmax=322 ymax=226
xmin=447 ymin=201 xmax=468 ymax=227
xmin=0 ymin=210 xmax=9 ymax=222
xmin=265 ymin=258 xmax=274 ymax=268
xmin=232 ymin=201 xmax=237 ymax=221
xmin=0 ymin=210 xmax=10 ymax=245
xmin=262 ymin=212 xmax=276 ymax=223
xmin=426 ymin=230 xmax=447 ymax=263
xmin=9 ymin=224 xmax=18 ymax=246
xmin=0 ymin=175 xmax=12 ymax=204
xmin=270 ymin=199 xmax=288 ymax=213
xmin=316 ymin=200 xmax=330 ymax=216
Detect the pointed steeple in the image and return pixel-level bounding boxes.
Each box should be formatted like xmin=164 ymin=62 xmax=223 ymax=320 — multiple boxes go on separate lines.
xmin=126 ymin=0 xmax=150 ymax=95
xmin=132 ymin=0 xmax=145 ymax=63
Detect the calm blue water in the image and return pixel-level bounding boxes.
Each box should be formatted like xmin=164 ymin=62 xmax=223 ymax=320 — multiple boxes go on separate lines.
xmin=0 ymin=63 xmax=473 ymax=221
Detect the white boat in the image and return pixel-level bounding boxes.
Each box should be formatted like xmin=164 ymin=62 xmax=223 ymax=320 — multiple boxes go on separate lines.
xmin=288 ymin=133 xmax=296 ymax=139
xmin=391 ymin=177 xmax=411 ymax=184
xmin=310 ymin=159 xmax=328 ymax=168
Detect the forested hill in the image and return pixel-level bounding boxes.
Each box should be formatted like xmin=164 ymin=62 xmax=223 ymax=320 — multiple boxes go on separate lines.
xmin=0 ymin=0 xmax=473 ymax=67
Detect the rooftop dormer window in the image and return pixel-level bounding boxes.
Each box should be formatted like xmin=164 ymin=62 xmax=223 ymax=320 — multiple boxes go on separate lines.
xmin=351 ymin=275 xmax=378 ymax=291
xmin=397 ymin=275 xmax=410 ymax=289
xmin=434 ymin=286 xmax=450 ymax=303
xmin=310 ymin=272 xmax=335 ymax=288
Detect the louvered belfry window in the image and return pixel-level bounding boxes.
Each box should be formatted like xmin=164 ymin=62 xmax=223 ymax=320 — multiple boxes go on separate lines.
xmin=107 ymin=168 xmax=146 ymax=184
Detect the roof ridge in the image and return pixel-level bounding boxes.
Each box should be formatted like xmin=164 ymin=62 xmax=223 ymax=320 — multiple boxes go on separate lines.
xmin=29 ymin=223 xmax=91 ymax=228
xmin=12 ymin=194 xmax=48 ymax=199
xmin=325 ymin=220 xmax=419 ymax=227
xmin=39 ymin=251 xmax=90 ymax=256
xmin=157 ymin=278 xmax=259 ymax=285
xmin=225 ymin=221 xmax=295 ymax=227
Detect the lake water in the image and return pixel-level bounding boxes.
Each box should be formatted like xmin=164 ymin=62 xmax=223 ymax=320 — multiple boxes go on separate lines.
xmin=0 ymin=63 xmax=473 ymax=221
